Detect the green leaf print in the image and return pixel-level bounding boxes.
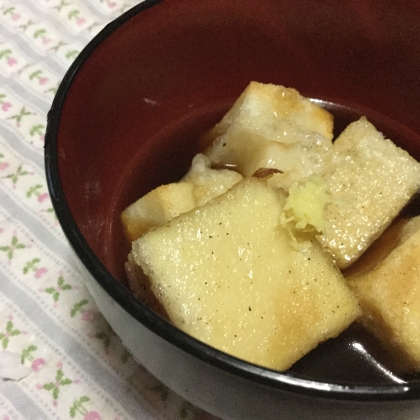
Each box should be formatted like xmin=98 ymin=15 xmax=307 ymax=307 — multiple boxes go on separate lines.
xmin=57 ymin=369 xmax=72 ymax=386
xmin=45 ymin=286 xmax=59 ymax=302
xmin=3 ymin=7 xmax=16 ymax=15
xmin=70 ymin=396 xmax=90 ymax=418
xmin=0 ymin=49 xmax=12 ymax=59
xmin=65 ymin=50 xmax=79 ymax=60
xmin=29 ymin=70 xmax=42 ymax=80
xmin=7 ymin=321 xmax=20 ymax=337
xmin=46 ymin=86 xmax=58 ymax=95
xmin=150 ymin=384 xmax=170 ymax=402
xmin=0 ymin=320 xmax=21 ymax=349
xmin=49 ymin=41 xmax=67 ymax=53
xmin=58 ymin=275 xmax=72 ymax=291
xmin=68 ymin=10 xmax=80 ymax=20
xmin=70 ymin=299 xmax=88 ymax=317
xmin=19 ymin=19 xmax=35 ymax=31
xmin=53 ymin=0 xmax=71 ymax=12
xmin=33 ymin=29 xmax=47 ymax=39
xmin=23 ymin=258 xmax=40 ymax=274
xmin=180 ymin=401 xmax=196 ymax=419
xmin=5 ymin=165 xmax=30 ymax=185
xmin=43 ymin=368 xmax=73 ymax=400
xmin=8 ymin=106 xmax=31 ymax=124
xmin=26 ymin=184 xmax=42 ymax=198
xmin=43 ymin=382 xmax=55 ymax=391
xmin=95 ymin=331 xmax=111 ymax=349
xmin=30 ymin=124 xmax=45 ymax=137
xmin=45 ymin=276 xmax=72 ymax=303
xmin=21 ymin=344 xmax=37 ymax=362
xmin=52 ymin=386 xmax=59 ymax=400
xmin=0 ymin=235 xmax=26 ymax=260
xmin=0 ymin=336 xmax=9 ymax=349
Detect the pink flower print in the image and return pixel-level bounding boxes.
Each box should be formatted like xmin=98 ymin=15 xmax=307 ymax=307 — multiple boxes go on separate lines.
xmin=22 ymin=344 xmax=45 ymax=372
xmin=81 ymin=308 xmax=96 ymax=322
xmin=29 ymin=70 xmax=49 ymax=87
xmin=7 ymin=57 xmax=17 ymax=67
xmin=0 ymin=153 xmax=9 ymax=171
xmin=12 ymin=13 xmax=20 ymax=21
xmin=35 ymin=267 xmax=47 ymax=278
xmin=27 ymin=185 xmax=50 ymax=205
xmin=70 ymin=397 xmax=102 ymax=419
xmin=107 ymin=1 xmax=117 ymax=7
xmin=1 ymin=102 xmax=12 ymax=112
xmin=42 ymin=37 xmax=51 ymax=45
xmin=68 ymin=10 xmax=85 ymax=27
xmin=84 ymin=412 xmax=101 ymax=420
xmin=37 ymin=192 xmax=49 ymax=203
xmin=31 ymin=358 xmax=46 ymax=372
xmin=23 ymin=258 xmax=47 ymax=278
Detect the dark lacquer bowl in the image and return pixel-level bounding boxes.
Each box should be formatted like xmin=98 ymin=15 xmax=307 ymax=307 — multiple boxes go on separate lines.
xmin=45 ymin=1 xmax=420 ymax=419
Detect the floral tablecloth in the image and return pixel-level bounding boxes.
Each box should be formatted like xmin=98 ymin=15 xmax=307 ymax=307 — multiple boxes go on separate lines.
xmin=0 ymin=1 xmax=217 ymax=419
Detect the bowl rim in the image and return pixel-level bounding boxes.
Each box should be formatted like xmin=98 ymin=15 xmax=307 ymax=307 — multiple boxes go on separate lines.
xmin=44 ymin=0 xmax=420 ymax=402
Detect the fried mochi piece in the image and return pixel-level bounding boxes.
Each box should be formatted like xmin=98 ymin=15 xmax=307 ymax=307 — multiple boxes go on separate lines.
xmin=348 ymin=215 xmax=420 ymax=372
xmin=121 ymin=154 xmax=242 ymax=242
xmin=131 ymin=178 xmax=360 ymax=370
xmin=318 ymin=117 xmax=420 ymax=269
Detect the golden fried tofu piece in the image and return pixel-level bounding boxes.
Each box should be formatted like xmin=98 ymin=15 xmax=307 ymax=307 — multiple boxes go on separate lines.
xmin=121 ymin=154 xmax=242 ymax=242
xmin=348 ymin=215 xmax=420 ymax=372
xmin=132 ymin=178 xmax=360 ymax=370
xmin=121 ymin=182 xmax=195 ymax=242
xmin=319 ymin=117 xmax=420 ymax=268
xmin=203 ymin=81 xmax=334 ymax=189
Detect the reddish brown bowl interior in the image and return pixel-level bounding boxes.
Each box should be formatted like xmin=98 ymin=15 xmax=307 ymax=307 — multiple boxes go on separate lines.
xmin=52 ymin=0 xmax=420 ymax=387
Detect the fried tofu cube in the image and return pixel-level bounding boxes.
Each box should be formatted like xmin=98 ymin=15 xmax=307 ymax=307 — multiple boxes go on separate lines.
xmin=131 ymin=178 xmax=360 ymax=370
xmin=121 ymin=154 xmax=242 ymax=241
xmin=318 ymin=117 xmax=420 ymax=268
xmin=203 ymin=82 xmax=334 ymax=188
xmin=348 ymin=215 xmax=420 ymax=372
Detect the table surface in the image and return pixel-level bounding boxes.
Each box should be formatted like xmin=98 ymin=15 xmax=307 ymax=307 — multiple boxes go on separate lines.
xmin=0 ymin=1 xmax=218 ymax=419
